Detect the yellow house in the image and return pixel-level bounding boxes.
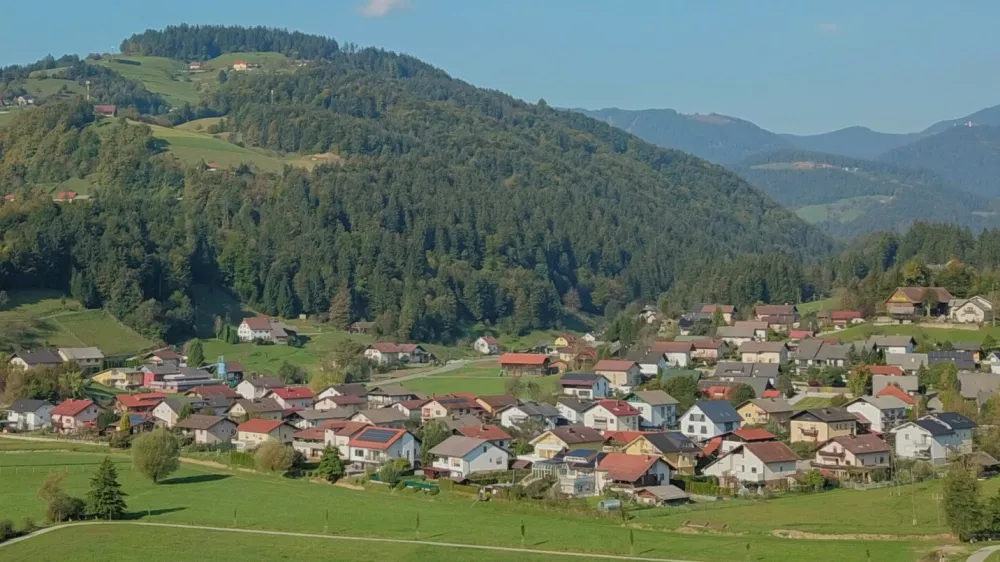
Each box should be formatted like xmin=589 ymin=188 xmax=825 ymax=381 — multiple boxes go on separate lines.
xmin=554 ymin=335 xmax=577 ymax=347
xmin=789 ymin=408 xmax=857 ymax=443
xmin=623 ymin=432 xmax=700 ymax=475
xmin=91 ymin=367 xmax=144 ymax=390
xmin=529 ymin=426 xmax=605 ymax=459
xmin=736 ymin=398 xmax=794 ymax=428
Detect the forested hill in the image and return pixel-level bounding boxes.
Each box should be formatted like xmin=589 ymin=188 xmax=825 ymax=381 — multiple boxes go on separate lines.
xmin=0 ymin=26 xmax=833 ymax=345
xmin=734 ymin=149 xmax=1000 ymax=238
xmin=120 ymin=24 xmax=340 ymax=60
xmin=879 ymin=125 xmax=1000 ymax=199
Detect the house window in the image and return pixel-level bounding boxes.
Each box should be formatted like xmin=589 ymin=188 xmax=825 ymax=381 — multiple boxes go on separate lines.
xmin=687 ymin=425 xmax=694 ymax=433
xmin=354 ymin=450 xmax=363 ymax=458
xmin=751 ymin=467 xmax=757 ymax=474
xmin=700 ymin=426 xmax=707 ymax=435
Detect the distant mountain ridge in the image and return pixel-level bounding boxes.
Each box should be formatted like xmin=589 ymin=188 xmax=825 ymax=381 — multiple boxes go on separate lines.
xmin=779 ymin=127 xmax=919 ymax=160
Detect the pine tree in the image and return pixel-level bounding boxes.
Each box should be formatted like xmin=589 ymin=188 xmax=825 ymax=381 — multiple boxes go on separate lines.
xmin=87 ymin=457 xmax=127 ymax=520
xmin=186 ymin=338 xmax=205 ymax=367
xmin=328 ymin=284 xmax=353 ymax=330
xmin=315 ymin=445 xmax=345 ymax=483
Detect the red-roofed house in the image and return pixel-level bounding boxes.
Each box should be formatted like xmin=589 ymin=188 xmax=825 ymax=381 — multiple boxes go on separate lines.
xmin=830 ymin=310 xmax=864 ymax=329
xmin=237 ymin=316 xmax=297 ymax=344
xmin=421 ymin=396 xmax=483 ymax=421
xmin=583 ymin=400 xmax=641 ymax=431
xmin=55 ymin=191 xmax=78 ymax=201
xmin=870 ymin=365 xmax=905 ymax=377
xmin=875 ymin=383 xmax=917 ymax=406
xmin=397 ymin=343 xmax=430 ymax=364
xmin=93 ymin=104 xmax=117 ymax=118
xmin=702 ymin=441 xmax=800 ymax=485
xmin=602 ymin=430 xmax=646 ymax=448
xmin=456 ymin=424 xmax=512 ymax=449
xmin=762 ymin=389 xmax=783 ymax=398
xmin=595 ymin=453 xmax=670 ymax=492
xmin=594 ymin=360 xmax=642 ymax=392
xmin=51 ymin=399 xmax=102 ymax=434
xmin=266 ymin=386 xmax=315 ymax=409
xmin=292 ymin=427 xmax=328 ymax=459
xmin=115 ymin=392 xmax=166 ymax=414
xmin=789 ymin=330 xmax=814 ymax=340
xmin=650 ymin=341 xmax=695 ymax=368
xmin=473 ymin=336 xmax=501 ymax=355
xmin=364 ymin=342 xmax=403 ymax=365
xmin=719 ymin=428 xmax=777 ymax=454
xmin=235 ymin=419 xmax=297 ymax=449
xmin=499 ymin=353 xmax=550 ymax=377
xmin=348 ymin=427 xmax=419 ymax=468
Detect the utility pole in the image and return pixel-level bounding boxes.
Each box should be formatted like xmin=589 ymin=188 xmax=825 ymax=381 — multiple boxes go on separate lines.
xmin=85 ymin=80 xmax=91 ymax=102
xmin=932 ymin=493 xmax=943 ymax=526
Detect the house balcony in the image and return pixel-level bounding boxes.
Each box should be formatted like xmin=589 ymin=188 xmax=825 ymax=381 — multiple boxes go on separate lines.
xmin=819 ymin=450 xmax=845 ymax=460
xmin=799 ymin=428 xmax=819 ymax=438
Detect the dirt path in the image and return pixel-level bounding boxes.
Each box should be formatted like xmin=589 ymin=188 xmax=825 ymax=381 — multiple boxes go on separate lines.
xmin=0 ymin=521 xmax=692 ymax=562
xmin=967 ymin=545 xmax=1000 ymax=562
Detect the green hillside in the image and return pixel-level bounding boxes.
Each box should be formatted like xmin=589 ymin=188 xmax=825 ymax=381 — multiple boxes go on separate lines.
xmin=735 ymin=149 xmax=1000 ymax=236
xmin=880 ymin=125 xmax=1000 ymax=199
xmin=90 ymin=56 xmax=202 ymax=106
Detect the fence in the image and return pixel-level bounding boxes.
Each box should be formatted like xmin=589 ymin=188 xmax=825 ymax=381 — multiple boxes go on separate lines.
xmin=0 ymin=462 xmax=133 ymax=474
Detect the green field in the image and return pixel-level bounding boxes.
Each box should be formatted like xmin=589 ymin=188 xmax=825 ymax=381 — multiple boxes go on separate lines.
xmin=143 ymin=122 xmax=319 ymax=173
xmin=828 ymin=322 xmax=997 ymax=345
xmin=23 ymin=77 xmax=86 ymax=98
xmin=791 ymin=397 xmax=835 ymax=410
xmin=91 ymin=56 xmax=202 ymax=106
xmin=0 ymin=449 xmax=947 ymax=561
xmin=796 ymin=195 xmax=891 ymax=224
xmin=398 ymin=362 xmax=562 ymax=397
xmin=208 ymin=52 xmax=292 ymax=70
xmin=797 ymin=297 xmax=840 ymax=315
xmin=0 ymin=290 xmax=156 ymax=356
xmin=175 ymin=117 xmax=223 ymax=132
xmin=202 ymin=330 xmax=372 ymax=374
xmin=0 ymin=524 xmax=615 ymax=562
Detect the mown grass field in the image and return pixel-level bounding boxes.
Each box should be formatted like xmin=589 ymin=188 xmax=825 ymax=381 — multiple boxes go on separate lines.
xmin=398 ymin=361 xmax=562 ymax=397
xmin=0 ymin=448 xmax=947 ymax=561
xmin=0 ymin=290 xmax=156 ymax=356
xmin=797 ymin=297 xmax=840 ymax=315
xmin=201 ymin=330 xmax=372 ymax=374
xmin=144 ymin=122 xmax=323 ymax=173
xmin=0 ymin=524 xmax=613 ymax=562
xmin=208 ymin=52 xmax=292 ymax=69
xmin=791 ymin=397 xmax=835 ymax=410
xmin=828 ymin=322 xmax=997 ymax=345
xmin=91 ymin=56 xmax=201 ymax=106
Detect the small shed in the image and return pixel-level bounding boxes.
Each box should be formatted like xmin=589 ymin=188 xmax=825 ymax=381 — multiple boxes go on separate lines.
xmin=634 ymin=485 xmax=691 ymax=506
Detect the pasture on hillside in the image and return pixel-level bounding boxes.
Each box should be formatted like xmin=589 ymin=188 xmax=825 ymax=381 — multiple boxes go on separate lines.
xmin=828 ymin=322 xmax=1000 ymax=345
xmin=0 ymin=448 xmax=943 ymax=562
xmin=90 ymin=56 xmax=202 ymax=106
xmin=0 ymin=290 xmax=156 ymax=356
xmin=797 ymin=297 xmax=840 ymax=315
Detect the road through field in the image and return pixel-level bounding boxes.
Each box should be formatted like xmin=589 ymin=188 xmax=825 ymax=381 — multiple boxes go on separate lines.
xmin=0 ymin=521 xmax=692 ymax=562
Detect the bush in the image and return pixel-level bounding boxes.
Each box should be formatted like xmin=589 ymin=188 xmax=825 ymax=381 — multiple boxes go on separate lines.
xmin=46 ymin=495 xmax=86 ymax=522
xmin=132 ymin=429 xmax=180 ymax=484
xmin=255 ymin=441 xmax=295 ymax=473
xmin=109 ymin=432 xmax=132 ymax=449
xmin=21 ymin=517 xmax=35 ymax=534
xmin=0 ymin=519 xmax=15 ymax=542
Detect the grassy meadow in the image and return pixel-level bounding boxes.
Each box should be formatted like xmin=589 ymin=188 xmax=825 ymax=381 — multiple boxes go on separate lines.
xmin=797 ymin=297 xmax=840 ymax=315
xmin=0 ymin=289 xmax=156 ymax=356
xmin=0 ymin=448 xmax=949 ymax=561
xmin=791 ymin=396 xmax=835 ymax=410
xmin=828 ymin=322 xmax=998 ymax=345
xmin=90 ymin=56 xmax=202 ymax=106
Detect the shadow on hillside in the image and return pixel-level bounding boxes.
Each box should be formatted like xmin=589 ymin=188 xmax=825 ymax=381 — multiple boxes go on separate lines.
xmin=126 ymin=507 xmax=187 ymax=520
xmin=161 ymin=474 xmax=231 ymax=485
xmin=192 ymin=284 xmax=250 ymax=339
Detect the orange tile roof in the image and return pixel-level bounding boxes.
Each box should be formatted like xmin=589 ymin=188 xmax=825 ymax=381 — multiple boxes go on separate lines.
xmin=51 ymin=399 xmax=94 ymax=417
xmin=500 ymin=353 xmax=549 ymax=366
xmin=271 ymin=386 xmax=314 ymax=400
xmin=597 ymin=452 xmax=662 ymax=482
xmin=870 ymin=365 xmax=905 ymax=376
xmin=457 ymin=424 xmax=512 ymax=441
xmin=237 ymin=419 xmax=286 ymax=434
xmin=596 ymin=399 xmax=641 ymax=417
xmin=875 ymin=384 xmax=916 ymax=405
xmin=594 ymin=360 xmax=638 ymax=371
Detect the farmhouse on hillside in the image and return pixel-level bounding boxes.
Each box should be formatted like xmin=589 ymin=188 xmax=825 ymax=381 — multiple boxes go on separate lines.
xmin=473 ymin=336 xmax=501 ymax=355
xmin=948 ymin=295 xmax=993 ymax=324
xmin=499 ymin=353 xmax=550 ymax=377
xmin=884 ymin=287 xmax=953 ymax=318
xmin=237 ymin=316 xmax=297 ymax=344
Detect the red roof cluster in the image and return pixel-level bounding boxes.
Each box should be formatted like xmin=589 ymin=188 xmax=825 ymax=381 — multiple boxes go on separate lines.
xmin=457 ymin=424 xmax=512 ymax=441
xmin=500 ymin=353 xmax=549 ymax=366
xmin=761 ymin=389 xmax=782 ymax=398
xmin=237 ymin=419 xmax=286 ymax=434
xmin=596 ymin=399 xmax=640 ymax=417
xmin=869 ymin=365 xmax=905 ymax=376
xmin=875 ymin=384 xmax=916 ymax=405
xmin=52 ymin=399 xmax=95 ymax=417
xmin=831 ymin=310 xmax=863 ymax=321
xmin=729 ymin=428 xmax=776 ymax=441
xmin=597 ymin=453 xmax=662 ymax=482
xmin=242 ymin=316 xmax=273 ymax=331
xmin=602 ymin=430 xmax=645 ymax=444
xmin=116 ymin=393 xmax=166 ymax=409
xmin=271 ymin=386 xmax=315 ymax=400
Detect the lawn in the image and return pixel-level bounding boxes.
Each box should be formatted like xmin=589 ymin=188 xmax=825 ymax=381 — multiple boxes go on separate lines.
xmin=208 ymin=52 xmax=292 ymax=70
xmin=402 ymin=364 xmax=556 ymax=397
xmin=91 ymin=56 xmax=201 ymax=106
xmin=0 ymin=289 xmax=156 ymax=356
xmin=0 ymin=449 xmax=943 ymax=561
xmin=175 ymin=117 xmax=223 ymax=132
xmin=0 ymin=524 xmax=616 ymax=562
xmin=791 ymin=397 xmax=835 ymax=410
xmin=798 ymin=297 xmax=840 ymax=315
xmin=201 ymin=330 xmax=371 ymax=375
xmin=828 ymin=323 xmax=999 ymax=345
xmin=23 ymin=77 xmax=86 ymax=98
xmin=144 ymin=122 xmax=315 ymax=173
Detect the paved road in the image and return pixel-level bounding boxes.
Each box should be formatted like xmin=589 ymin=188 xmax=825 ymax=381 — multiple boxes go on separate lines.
xmin=967 ymin=545 xmax=1000 ymax=562
xmin=382 ymin=357 xmax=498 ymax=385
xmin=0 ymin=521 xmax=691 ymax=562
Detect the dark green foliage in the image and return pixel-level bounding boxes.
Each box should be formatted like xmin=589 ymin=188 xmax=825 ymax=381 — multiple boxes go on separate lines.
xmin=96 ymin=410 xmax=119 ymax=431
xmin=315 ymin=445 xmax=345 ymax=483
xmin=943 ymin=465 xmax=982 ymax=541
xmin=727 ymin=383 xmax=755 ymax=407
xmin=186 ymin=338 xmax=205 ymax=368
xmin=46 ymin=495 xmax=85 ymax=522
xmin=662 ymin=375 xmax=700 ymax=413
xmin=132 ymin=429 xmax=180 ymax=484
xmin=278 ymin=362 xmax=308 ymax=384
xmin=86 ymin=457 xmax=127 ymax=520
xmin=418 ymin=420 xmax=451 ymax=467
xmin=120 ymin=25 xmax=340 ymax=61
xmin=0 ymin=519 xmax=15 ymax=542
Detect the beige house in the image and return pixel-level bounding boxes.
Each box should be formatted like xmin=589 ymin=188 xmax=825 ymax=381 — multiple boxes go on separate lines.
xmin=57 ymin=347 xmax=105 ymax=370
xmin=593 ymin=360 xmax=642 ymax=392
xmin=949 ymin=296 xmax=993 ymax=324
xmin=227 ymin=398 xmax=285 ymax=420
xmin=235 ymin=419 xmax=297 ymax=449
xmin=175 ymin=414 xmax=238 ymax=445
xmin=529 ymin=426 xmax=605 ymax=459
xmin=623 ymin=432 xmax=700 ymax=476
xmin=789 ymin=408 xmax=857 ymax=444
xmin=738 ymin=341 xmax=788 ymax=364
xmin=812 ymin=434 xmax=891 ymax=479
xmin=50 ymin=399 xmax=102 ymax=434
xmin=736 ymin=398 xmax=794 ymax=427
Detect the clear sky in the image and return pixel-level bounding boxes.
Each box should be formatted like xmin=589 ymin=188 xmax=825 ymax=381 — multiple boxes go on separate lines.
xmin=1 ymin=0 xmax=997 ymax=134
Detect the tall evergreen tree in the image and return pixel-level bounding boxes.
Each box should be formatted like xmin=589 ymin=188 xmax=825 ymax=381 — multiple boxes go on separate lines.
xmin=328 ymin=284 xmax=353 ymax=330
xmin=315 ymin=445 xmax=345 ymax=483
xmin=87 ymin=457 xmax=127 ymax=520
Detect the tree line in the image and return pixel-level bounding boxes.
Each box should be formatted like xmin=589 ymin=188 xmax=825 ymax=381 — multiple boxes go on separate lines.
xmin=120 ymin=24 xmax=341 ymax=61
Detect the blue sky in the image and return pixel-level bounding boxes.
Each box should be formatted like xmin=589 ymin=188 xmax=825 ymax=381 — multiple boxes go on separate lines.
xmin=1 ymin=0 xmax=997 ymax=134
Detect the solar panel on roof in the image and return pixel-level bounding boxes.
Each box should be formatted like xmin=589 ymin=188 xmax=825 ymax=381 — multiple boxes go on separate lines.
xmin=360 ymin=428 xmax=397 ymax=443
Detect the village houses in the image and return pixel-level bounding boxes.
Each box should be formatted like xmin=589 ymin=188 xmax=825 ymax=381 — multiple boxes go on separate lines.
xmin=235 ymin=419 xmax=297 ymax=450
xmin=236 ymin=376 xmax=284 ymax=400
xmin=499 ymin=353 xmax=550 ymax=377
xmin=237 ymin=316 xmax=297 ymax=344
xmin=622 ymin=432 xmax=700 ymax=475
xmin=738 ymin=341 xmax=789 ymax=364
xmin=558 ymin=373 xmax=610 ymax=399
xmin=702 ymin=441 xmax=800 ymax=486
xmin=593 ymin=360 xmax=642 ymax=392
xmin=737 ymin=397 xmax=794 ymax=428
xmin=349 ymin=426 xmax=420 ymax=469
xmin=530 ymin=426 xmax=605 ymax=459
xmin=427 ymin=436 xmax=509 ymax=479
xmin=175 ymin=414 xmax=238 ymax=445
xmin=582 ymin=399 xmax=640 ymax=431
xmin=890 ymin=412 xmax=976 ymax=464
xmin=812 ymin=434 xmax=891 ymax=480
xmin=6 ymin=399 xmax=55 ymax=431
xmin=789 ymin=408 xmax=857 ymax=444
xmin=845 ymin=396 xmax=908 ymax=433
xmin=50 ymin=399 xmax=102 ymax=434
xmin=624 ymin=390 xmax=678 ymax=430
xmin=679 ymin=401 xmax=741 ymax=442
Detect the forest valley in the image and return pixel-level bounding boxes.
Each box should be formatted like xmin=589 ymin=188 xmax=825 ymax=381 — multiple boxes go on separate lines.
xmin=1 ymin=26 xmax=1000 ymax=347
